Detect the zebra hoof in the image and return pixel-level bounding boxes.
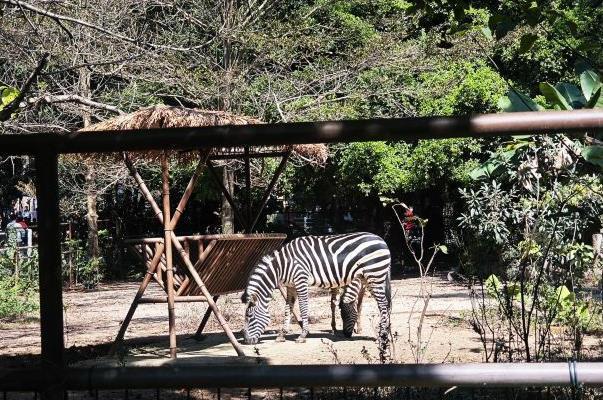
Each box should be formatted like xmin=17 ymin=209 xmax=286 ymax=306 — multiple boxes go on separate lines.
xmin=295 ymin=336 xmax=307 ymax=343
xmin=275 ymin=335 xmax=286 ymax=342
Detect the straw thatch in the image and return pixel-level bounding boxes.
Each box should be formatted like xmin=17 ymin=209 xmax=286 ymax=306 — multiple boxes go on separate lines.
xmin=79 ymin=105 xmax=328 ymax=164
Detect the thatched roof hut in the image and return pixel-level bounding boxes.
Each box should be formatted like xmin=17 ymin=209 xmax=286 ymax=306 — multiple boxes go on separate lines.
xmin=80 ymin=105 xmax=328 ymax=164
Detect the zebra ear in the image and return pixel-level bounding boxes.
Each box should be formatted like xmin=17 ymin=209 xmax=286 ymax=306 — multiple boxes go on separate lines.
xmin=241 ymin=292 xmax=248 ymax=304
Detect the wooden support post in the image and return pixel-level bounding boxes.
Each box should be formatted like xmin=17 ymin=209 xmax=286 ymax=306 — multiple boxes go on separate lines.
xmin=36 ymin=151 xmax=64 ymax=400
xmin=161 ymin=153 xmax=178 ymax=359
xmin=111 ymin=152 xmax=208 ymax=355
xmin=128 ymin=177 xmax=245 ymax=355
xmin=194 ymin=295 xmax=220 ymax=339
xmin=248 ymin=150 xmax=291 ymax=232
xmin=176 ymin=240 xmax=217 ymax=296
xmin=110 ymin=241 xmax=165 ymax=355
xmin=67 ymin=221 xmax=74 ymax=288
xmin=171 ymin=235 xmax=245 ymax=356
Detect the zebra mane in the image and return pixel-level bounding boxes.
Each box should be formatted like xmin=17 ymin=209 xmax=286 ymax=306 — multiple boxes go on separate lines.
xmin=261 ymin=255 xmax=274 ymax=264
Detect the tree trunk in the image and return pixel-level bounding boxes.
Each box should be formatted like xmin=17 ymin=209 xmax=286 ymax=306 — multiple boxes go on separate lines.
xmin=221 ymin=165 xmax=235 ymax=234
xmin=85 ymin=166 xmax=100 ymax=259
xmin=79 ymin=64 xmax=99 ymax=259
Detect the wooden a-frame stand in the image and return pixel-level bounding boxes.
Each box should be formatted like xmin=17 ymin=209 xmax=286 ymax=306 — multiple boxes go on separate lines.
xmin=110 ymin=147 xmax=300 ymax=358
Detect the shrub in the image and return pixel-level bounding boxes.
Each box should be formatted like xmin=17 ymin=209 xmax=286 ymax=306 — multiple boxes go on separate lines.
xmin=0 ymin=276 xmax=38 ymax=320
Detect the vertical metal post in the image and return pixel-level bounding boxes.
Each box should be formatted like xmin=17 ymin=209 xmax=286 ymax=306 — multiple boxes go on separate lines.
xmin=244 ymin=146 xmax=251 ymax=230
xmin=35 ymin=151 xmax=64 ymax=400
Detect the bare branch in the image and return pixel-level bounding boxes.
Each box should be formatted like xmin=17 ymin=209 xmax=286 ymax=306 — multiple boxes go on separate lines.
xmin=43 ymin=54 xmax=145 ymax=75
xmin=27 ymin=94 xmax=125 ymax=115
xmin=1 ymin=0 xmax=207 ymax=51
xmin=0 ymin=52 xmax=49 ymax=122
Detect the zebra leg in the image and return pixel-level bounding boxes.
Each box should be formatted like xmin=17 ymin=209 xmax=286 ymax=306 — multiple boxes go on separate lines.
xmin=355 ymin=283 xmax=366 ymax=334
xmin=277 ymin=286 xmax=296 ymax=342
xmin=294 ymin=282 xmax=310 ymax=343
xmin=367 ymin=282 xmax=391 ymax=363
xmin=330 ymin=288 xmax=338 ymax=335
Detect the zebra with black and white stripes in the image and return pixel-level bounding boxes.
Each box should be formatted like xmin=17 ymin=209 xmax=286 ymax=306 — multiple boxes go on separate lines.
xmin=241 ymin=232 xmax=391 ymax=360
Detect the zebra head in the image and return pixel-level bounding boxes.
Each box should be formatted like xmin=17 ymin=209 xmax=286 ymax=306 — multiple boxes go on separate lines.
xmin=241 ymin=256 xmax=275 ymax=344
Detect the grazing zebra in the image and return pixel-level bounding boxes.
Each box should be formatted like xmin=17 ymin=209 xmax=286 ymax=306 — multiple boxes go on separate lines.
xmin=242 ymin=232 xmax=391 ymax=360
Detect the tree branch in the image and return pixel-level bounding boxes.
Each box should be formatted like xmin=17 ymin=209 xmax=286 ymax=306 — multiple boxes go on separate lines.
xmin=1 ymin=0 xmax=207 ymax=51
xmin=27 ymin=94 xmax=125 ymax=115
xmin=0 ymin=52 xmax=49 ymax=122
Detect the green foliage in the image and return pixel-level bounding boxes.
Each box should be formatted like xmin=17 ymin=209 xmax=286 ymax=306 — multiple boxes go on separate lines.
xmin=397 ymin=139 xmax=481 ymax=191
xmin=485 ymin=273 xmax=593 ymax=330
xmin=0 ymin=85 xmax=19 ymax=111
xmin=337 ymin=142 xmax=405 ymax=196
xmin=418 ymin=61 xmax=507 ymax=116
xmin=64 ymin=239 xmax=104 ymax=289
xmin=0 ymin=276 xmax=38 ymax=320
xmin=548 ymin=285 xmax=591 ymax=329
xmin=0 ymin=242 xmax=39 ymax=320
xmin=495 ymin=63 xmax=603 ymax=171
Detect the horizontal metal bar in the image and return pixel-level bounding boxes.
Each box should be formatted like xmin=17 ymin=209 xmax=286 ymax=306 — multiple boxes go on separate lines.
xmin=1 ymin=110 xmax=602 ymax=155
xmin=209 ymin=151 xmax=288 ymax=160
xmin=1 ymin=363 xmax=602 ymax=391
xmin=139 ymin=296 xmax=207 ymax=303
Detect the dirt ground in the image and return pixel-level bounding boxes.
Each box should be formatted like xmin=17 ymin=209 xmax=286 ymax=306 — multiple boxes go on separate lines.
xmin=1 ymin=272 xmax=494 ymax=366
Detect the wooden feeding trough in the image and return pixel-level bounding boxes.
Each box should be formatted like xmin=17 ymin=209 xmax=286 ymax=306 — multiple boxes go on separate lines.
xmin=80 ymin=105 xmax=327 ymax=357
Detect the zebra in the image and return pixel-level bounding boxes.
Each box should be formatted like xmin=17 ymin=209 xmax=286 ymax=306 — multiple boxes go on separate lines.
xmin=242 ymin=232 xmax=391 ymax=360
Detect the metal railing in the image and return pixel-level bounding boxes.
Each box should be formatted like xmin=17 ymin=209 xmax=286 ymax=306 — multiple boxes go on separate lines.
xmin=1 ymin=109 xmax=603 ymax=399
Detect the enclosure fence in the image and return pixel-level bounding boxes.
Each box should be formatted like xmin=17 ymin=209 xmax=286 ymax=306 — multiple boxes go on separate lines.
xmin=1 ymin=109 xmax=603 ymax=399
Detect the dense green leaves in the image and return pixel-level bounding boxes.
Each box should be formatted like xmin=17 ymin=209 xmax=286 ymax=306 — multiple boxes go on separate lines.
xmin=518 ymin=33 xmax=538 ymax=53
xmin=539 ymin=82 xmax=573 ymax=110
xmin=576 ymin=61 xmax=602 ymax=101
xmin=582 ymin=146 xmax=603 ymax=168
xmin=0 ymin=86 xmax=19 ymax=111
xmin=498 ymin=88 xmax=541 ymax=112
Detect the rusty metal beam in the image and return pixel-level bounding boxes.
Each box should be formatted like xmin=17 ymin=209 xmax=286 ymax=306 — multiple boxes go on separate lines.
xmin=1 ymin=363 xmax=603 ymax=391
xmin=2 ymin=110 xmax=603 ymax=155
xmin=35 ymin=151 xmax=64 ymax=400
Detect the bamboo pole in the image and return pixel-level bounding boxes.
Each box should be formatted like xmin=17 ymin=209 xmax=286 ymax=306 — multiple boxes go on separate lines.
xmin=110 ymin=153 xmax=208 ymax=355
xmin=248 ymin=150 xmax=291 ymax=231
xmin=194 ymin=295 xmax=219 ymax=339
xmin=176 ymin=240 xmax=217 ymax=296
xmin=161 ymin=153 xmax=177 ymax=359
xmin=109 ymin=240 xmax=165 ymax=355
xmin=170 ymin=234 xmax=245 ymax=356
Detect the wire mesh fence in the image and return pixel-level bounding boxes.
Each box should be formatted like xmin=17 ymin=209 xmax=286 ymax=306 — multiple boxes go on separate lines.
xmin=2 ymin=386 xmax=601 ymax=400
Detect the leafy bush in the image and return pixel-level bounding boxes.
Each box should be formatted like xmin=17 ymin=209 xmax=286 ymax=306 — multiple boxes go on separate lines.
xmin=0 ymin=277 xmax=38 ymax=320
xmin=63 ymin=239 xmax=105 ymax=289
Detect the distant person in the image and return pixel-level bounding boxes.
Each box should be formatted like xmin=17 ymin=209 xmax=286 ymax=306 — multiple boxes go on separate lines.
xmin=6 ymin=214 xmax=24 ymax=246
xmin=16 ymin=215 xmax=28 ymax=245
xmin=22 ymin=206 xmax=31 ymax=223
